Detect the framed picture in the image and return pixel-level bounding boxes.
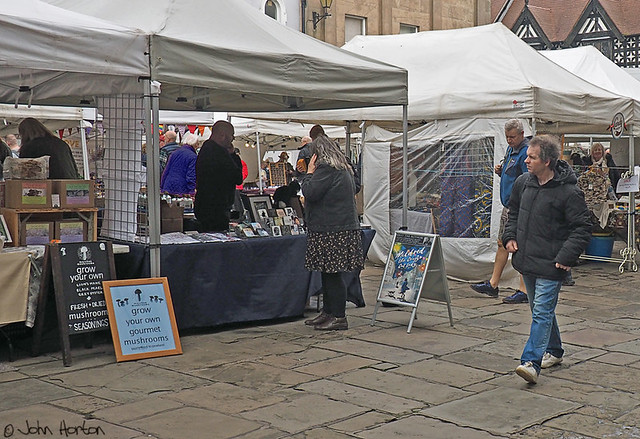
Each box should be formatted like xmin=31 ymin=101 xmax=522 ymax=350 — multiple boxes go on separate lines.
xmin=0 ymin=214 xmax=12 ymax=244
xmin=248 ymin=195 xmax=273 ymax=223
xmin=271 ymin=225 xmax=282 ymax=236
xmin=102 ymin=277 xmax=182 ymax=362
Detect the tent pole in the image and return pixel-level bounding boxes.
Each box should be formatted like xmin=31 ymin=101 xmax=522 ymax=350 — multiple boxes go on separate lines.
xmin=256 ymin=131 xmax=263 ymax=194
xmin=628 ymin=129 xmax=636 ymax=269
xmin=144 ymin=79 xmax=161 ymax=277
xmin=345 ymin=122 xmax=351 ymax=160
xmin=402 ymin=104 xmax=408 ymax=229
xmin=79 ymin=120 xmax=90 ymax=179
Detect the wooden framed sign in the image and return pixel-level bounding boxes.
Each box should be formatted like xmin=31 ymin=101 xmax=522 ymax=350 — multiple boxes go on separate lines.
xmin=43 ymin=241 xmax=115 ymax=366
xmin=102 ymin=277 xmax=182 ymax=362
xmin=371 ymin=231 xmax=453 ymax=333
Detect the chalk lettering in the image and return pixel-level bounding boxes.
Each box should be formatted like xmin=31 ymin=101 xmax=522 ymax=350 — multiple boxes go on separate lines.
xmin=71 ymin=318 xmax=109 ymax=332
xmin=76 ymin=266 xmax=96 ymax=275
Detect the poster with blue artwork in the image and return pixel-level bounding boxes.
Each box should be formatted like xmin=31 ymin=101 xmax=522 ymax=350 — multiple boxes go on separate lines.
xmin=379 ymin=233 xmax=433 ymax=305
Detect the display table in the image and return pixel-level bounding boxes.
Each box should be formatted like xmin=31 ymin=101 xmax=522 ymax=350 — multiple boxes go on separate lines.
xmin=0 ymin=247 xmax=45 ymax=361
xmin=114 ymin=229 xmax=375 ymax=330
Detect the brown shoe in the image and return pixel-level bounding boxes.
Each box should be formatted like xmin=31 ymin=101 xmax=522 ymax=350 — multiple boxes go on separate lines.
xmin=314 ymin=316 xmax=348 ymax=331
xmin=305 ymin=311 xmax=331 ymax=326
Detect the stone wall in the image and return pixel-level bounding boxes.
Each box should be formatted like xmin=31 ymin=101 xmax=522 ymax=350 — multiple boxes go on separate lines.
xmin=307 ymin=0 xmax=492 ymax=46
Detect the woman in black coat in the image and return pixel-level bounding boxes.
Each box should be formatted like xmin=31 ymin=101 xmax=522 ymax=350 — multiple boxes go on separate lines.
xmin=18 ymin=117 xmax=79 ymax=179
xmin=300 ymin=135 xmax=363 ymax=330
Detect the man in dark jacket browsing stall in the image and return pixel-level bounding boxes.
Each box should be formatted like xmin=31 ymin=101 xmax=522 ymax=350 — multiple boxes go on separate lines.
xmin=194 ymin=120 xmax=243 ymax=232
xmin=503 ymin=134 xmax=591 ymax=384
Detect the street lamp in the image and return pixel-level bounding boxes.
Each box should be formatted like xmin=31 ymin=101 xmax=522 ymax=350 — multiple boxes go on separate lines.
xmin=312 ymin=0 xmax=333 ymax=30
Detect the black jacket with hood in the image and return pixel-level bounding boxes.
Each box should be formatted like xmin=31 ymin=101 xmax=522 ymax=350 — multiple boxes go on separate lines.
xmin=502 ymin=160 xmax=592 ymax=280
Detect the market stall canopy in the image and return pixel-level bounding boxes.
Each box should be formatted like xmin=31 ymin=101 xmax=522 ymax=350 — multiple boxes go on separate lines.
xmin=0 ymin=0 xmax=148 ymax=106
xmin=231 ymin=117 xmax=348 ymax=139
xmin=46 ymin=0 xmax=408 ymax=112
xmin=0 ymin=104 xmax=87 ymax=137
xmin=541 ymin=46 xmax=640 ymax=102
xmin=234 ymin=23 xmax=636 ymax=134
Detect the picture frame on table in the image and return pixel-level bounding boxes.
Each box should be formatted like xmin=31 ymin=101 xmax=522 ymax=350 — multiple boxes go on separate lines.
xmin=249 ymin=196 xmax=273 ymax=223
xmin=0 ymin=214 xmax=12 ymax=244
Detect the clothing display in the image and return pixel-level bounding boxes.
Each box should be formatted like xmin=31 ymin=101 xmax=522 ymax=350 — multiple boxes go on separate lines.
xmin=577 ymin=169 xmax=610 ymax=208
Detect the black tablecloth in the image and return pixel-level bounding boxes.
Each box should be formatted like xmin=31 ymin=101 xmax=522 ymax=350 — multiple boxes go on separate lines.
xmin=114 ymin=229 xmax=375 ymax=330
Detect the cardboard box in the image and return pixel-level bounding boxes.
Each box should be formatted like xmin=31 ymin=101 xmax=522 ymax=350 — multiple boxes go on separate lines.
xmin=21 ymin=221 xmax=54 ymax=246
xmin=4 ymin=179 xmax=52 ymax=209
xmin=161 ymin=218 xmax=183 ymax=234
xmin=56 ymin=220 xmax=88 ymax=243
xmin=52 ymin=179 xmax=95 ymax=208
xmin=160 ymin=199 xmax=184 ymax=233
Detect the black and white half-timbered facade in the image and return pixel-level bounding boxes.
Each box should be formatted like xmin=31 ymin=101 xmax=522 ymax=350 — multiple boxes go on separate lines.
xmin=494 ymin=0 xmax=640 ymax=67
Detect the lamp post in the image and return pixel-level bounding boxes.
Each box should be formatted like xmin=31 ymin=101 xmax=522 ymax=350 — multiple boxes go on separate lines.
xmin=312 ymin=0 xmax=333 ymax=30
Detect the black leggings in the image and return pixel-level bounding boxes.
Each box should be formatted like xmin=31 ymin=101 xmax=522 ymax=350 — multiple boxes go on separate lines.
xmin=321 ymin=272 xmax=347 ymax=318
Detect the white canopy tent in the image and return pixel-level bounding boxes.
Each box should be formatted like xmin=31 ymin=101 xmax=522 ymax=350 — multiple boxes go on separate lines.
xmin=0 ymin=0 xmax=149 ymax=106
xmin=237 ymin=23 xmax=638 ymax=281
xmin=540 ymin=46 xmax=640 ymax=269
xmin=7 ymin=0 xmax=407 ymax=275
xmin=541 ymin=46 xmax=640 ymax=112
xmin=46 ymin=0 xmax=407 ymax=113
xmin=0 ymin=104 xmax=95 ymax=178
xmin=237 ymin=23 xmax=636 ymax=132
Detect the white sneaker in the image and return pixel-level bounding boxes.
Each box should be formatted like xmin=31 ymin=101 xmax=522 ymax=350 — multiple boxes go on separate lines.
xmin=541 ymin=352 xmax=563 ymax=369
xmin=515 ymin=362 xmax=539 ymax=384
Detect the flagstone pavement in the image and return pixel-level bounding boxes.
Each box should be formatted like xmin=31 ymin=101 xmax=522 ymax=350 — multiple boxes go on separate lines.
xmin=1 ymin=253 xmax=640 ymax=438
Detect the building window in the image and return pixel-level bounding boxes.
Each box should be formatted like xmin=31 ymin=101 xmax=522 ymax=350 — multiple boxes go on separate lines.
xmin=264 ymin=0 xmax=278 ymax=20
xmin=345 ymin=15 xmax=366 ymax=43
xmin=399 ymin=24 xmax=418 ymax=34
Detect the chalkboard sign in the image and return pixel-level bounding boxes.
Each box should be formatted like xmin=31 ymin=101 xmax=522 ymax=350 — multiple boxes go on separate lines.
xmin=102 ymin=277 xmax=182 ymax=362
xmin=371 ymin=231 xmax=453 ymax=333
xmin=49 ymin=241 xmax=115 ymax=366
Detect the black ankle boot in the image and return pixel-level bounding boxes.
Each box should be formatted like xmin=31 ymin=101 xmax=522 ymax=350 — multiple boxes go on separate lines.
xmin=314 ymin=316 xmax=348 ymax=331
xmin=304 ymin=311 xmax=331 ymax=326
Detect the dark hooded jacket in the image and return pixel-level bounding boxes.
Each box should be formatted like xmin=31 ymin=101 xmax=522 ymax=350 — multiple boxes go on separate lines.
xmin=502 ymin=160 xmax=592 ymax=280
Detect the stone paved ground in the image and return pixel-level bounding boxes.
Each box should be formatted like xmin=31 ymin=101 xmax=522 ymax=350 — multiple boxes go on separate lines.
xmin=1 ymin=253 xmax=640 ymax=438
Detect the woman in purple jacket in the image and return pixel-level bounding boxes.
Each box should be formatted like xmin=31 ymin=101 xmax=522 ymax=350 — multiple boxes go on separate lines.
xmin=160 ymin=133 xmax=200 ymax=196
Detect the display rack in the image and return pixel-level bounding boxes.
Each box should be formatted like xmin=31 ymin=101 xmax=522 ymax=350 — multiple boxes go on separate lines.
xmin=0 ymin=207 xmax=98 ymax=247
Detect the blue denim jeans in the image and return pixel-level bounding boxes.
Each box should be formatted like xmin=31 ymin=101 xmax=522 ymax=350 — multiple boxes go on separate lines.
xmin=521 ymin=275 xmax=564 ymax=373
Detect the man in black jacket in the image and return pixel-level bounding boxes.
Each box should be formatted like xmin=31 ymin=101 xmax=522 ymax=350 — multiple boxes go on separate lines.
xmin=503 ymin=134 xmax=591 ymax=384
xmin=194 ymin=121 xmax=243 ymax=232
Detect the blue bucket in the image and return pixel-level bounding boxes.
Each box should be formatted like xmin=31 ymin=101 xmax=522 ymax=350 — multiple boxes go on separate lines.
xmin=585 ymin=234 xmax=614 ymax=258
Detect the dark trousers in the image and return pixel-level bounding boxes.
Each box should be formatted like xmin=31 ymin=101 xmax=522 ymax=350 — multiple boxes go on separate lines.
xmin=321 ymin=272 xmax=347 ymax=318
xmin=197 ymin=207 xmax=231 ymax=232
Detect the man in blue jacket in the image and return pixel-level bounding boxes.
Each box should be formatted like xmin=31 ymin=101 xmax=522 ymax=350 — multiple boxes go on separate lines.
xmin=503 ymin=134 xmax=591 ymax=384
xmin=471 ymin=119 xmax=529 ymax=303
